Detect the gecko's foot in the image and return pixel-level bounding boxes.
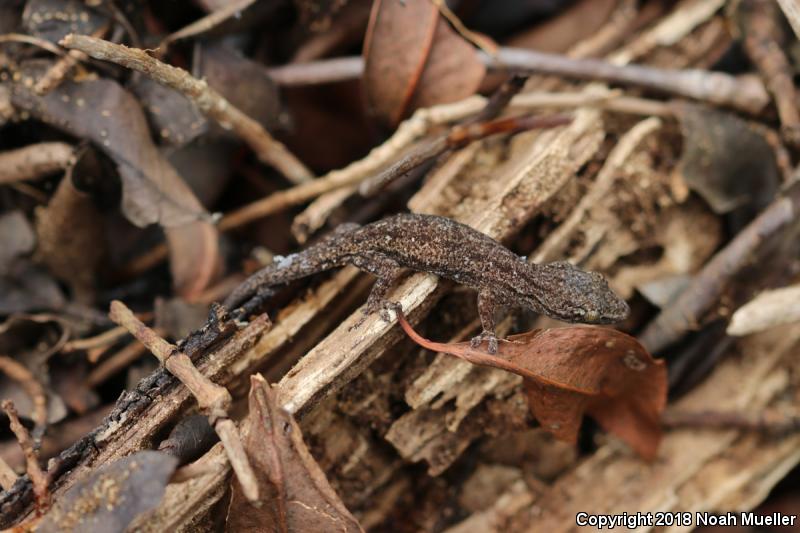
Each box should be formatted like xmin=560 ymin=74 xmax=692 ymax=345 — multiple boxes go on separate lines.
xmin=470 ymin=331 xmax=499 ymax=354
xmin=365 ymin=298 xmax=402 ymax=323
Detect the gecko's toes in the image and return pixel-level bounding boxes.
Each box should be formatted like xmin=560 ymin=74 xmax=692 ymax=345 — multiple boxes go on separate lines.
xmin=378 ymin=300 xmax=403 ymax=322
xmin=470 ymin=331 xmax=499 ymax=354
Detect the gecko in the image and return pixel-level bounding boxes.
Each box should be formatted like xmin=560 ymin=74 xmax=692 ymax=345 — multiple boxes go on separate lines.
xmin=223 ymin=213 xmax=629 ymax=353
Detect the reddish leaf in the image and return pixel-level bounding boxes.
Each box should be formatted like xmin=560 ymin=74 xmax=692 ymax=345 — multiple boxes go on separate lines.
xmin=363 ymin=0 xmax=438 ymax=126
xmin=397 ymin=316 xmax=667 ymax=460
xmin=363 ymin=0 xmax=487 ymax=127
xmin=406 ymin=14 xmax=487 ymax=112
xmin=226 ymin=374 xmax=363 ymax=533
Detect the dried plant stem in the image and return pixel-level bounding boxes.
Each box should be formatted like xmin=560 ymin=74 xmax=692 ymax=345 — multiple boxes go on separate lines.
xmin=0 ymin=143 xmax=74 ymax=183
xmin=268 ymin=56 xmax=364 ymax=86
xmin=0 ymin=455 xmax=17 ymax=491
xmin=62 ymin=325 xmax=130 ymax=352
xmin=663 ymin=409 xmax=800 ymax=434
xmin=264 ymin=47 xmax=767 ymax=114
xmin=0 ymin=356 xmax=47 ymax=442
xmin=1 ymin=401 xmax=49 ymax=512
xmin=159 ymin=0 xmax=257 ymax=48
xmin=108 ymin=300 xmax=260 ymax=502
xmin=359 ymin=113 xmax=573 ymax=196
xmin=488 ymin=47 xmax=768 ymax=114
xmin=60 ymin=34 xmax=313 ymax=185
xmin=739 ymin=1 xmax=800 ymax=145
xmin=86 ymin=341 xmax=149 ymax=387
xmin=35 ymin=26 xmax=108 ymax=95
xmin=0 ymin=33 xmax=65 ymax=56
xmin=639 ymin=183 xmax=800 ymax=353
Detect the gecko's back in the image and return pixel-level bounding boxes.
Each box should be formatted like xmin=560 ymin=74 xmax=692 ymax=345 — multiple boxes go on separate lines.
xmin=347 ymin=213 xmax=520 ymax=286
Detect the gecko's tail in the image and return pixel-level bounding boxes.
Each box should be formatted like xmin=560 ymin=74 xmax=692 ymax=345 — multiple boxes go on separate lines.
xmin=223 ymin=225 xmax=358 ymax=312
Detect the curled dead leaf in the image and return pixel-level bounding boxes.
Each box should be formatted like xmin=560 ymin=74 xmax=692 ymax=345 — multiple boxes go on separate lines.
xmin=397 ymin=314 xmax=667 ymax=460
xmin=226 ymin=374 xmax=363 ymax=532
xmin=675 ymin=102 xmax=779 ymax=214
xmin=363 ymin=0 xmax=487 ymax=127
xmin=10 ymin=66 xmax=220 ymax=296
xmin=34 ymin=163 xmax=105 ymax=304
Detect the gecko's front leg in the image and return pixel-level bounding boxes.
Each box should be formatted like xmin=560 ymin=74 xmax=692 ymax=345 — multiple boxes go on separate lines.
xmin=471 ymin=289 xmax=500 ymax=354
xmin=355 ymin=254 xmax=405 ymax=323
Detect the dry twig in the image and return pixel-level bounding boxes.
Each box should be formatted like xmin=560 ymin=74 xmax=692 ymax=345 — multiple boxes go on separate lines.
xmin=639 ymin=182 xmax=800 ymax=353
xmin=663 ymin=409 xmax=800 ymax=435
xmin=108 ymin=300 xmax=260 ymax=502
xmin=0 ymin=356 xmax=47 ymax=442
xmin=359 ymin=113 xmax=573 ymax=196
xmin=60 ymin=34 xmax=313 ymax=185
xmin=34 ymin=25 xmax=108 ymax=95
xmin=1 ymin=401 xmax=49 ymax=512
xmin=737 ymin=0 xmax=800 ymax=145
xmin=159 ymin=0 xmax=258 ymax=49
xmin=0 ymin=143 xmax=74 ymax=184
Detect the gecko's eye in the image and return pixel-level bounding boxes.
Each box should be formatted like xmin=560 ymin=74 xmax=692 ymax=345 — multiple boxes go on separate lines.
xmin=585 ymin=309 xmax=599 ymax=322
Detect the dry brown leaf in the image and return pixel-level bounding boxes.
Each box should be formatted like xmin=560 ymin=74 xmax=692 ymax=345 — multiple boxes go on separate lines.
xmin=34 ymin=167 xmax=105 ymax=304
xmin=35 ymin=450 xmax=178 ymax=533
xmin=22 ymin=0 xmax=106 ymax=44
xmin=362 ymin=0 xmax=438 ymax=126
xmin=407 ymin=13 xmax=488 ymax=112
xmin=197 ymin=42 xmax=281 ymax=135
xmin=363 ymin=0 xmax=486 ymax=126
xmin=226 ymin=374 xmax=363 ymax=533
xmin=10 ymin=68 xmax=209 ymax=228
xmin=397 ymin=315 xmax=667 ymax=460
xmin=675 ymin=102 xmax=780 ymax=214
xmin=10 ymin=68 xmax=220 ymax=297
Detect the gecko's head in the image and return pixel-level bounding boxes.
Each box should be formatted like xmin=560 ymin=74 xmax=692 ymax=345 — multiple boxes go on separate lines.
xmin=521 ymin=261 xmax=629 ymax=324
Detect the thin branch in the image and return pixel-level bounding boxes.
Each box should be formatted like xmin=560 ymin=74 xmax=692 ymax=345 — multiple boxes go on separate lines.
xmin=738 ymin=1 xmax=800 ymax=145
xmin=61 ymin=325 xmax=130 ymax=352
xmin=663 ymin=409 xmax=800 ymax=435
xmin=108 ymin=301 xmax=260 ymax=502
xmin=86 ymin=341 xmax=149 ymax=387
xmin=1 ymin=401 xmax=49 ymax=513
xmin=267 ymin=56 xmax=364 ymax=86
xmin=639 ymin=182 xmax=800 ymax=353
xmin=34 ymin=25 xmax=109 ymax=95
xmin=0 ymin=356 xmax=48 ymax=443
xmin=263 ymin=48 xmax=768 ymax=115
xmin=0 ymin=33 xmax=65 ymax=56
xmin=359 ymin=113 xmax=573 ymax=196
xmin=159 ymin=0 xmax=257 ymax=49
xmin=487 ymin=47 xmax=768 ymax=114
xmin=60 ymin=34 xmax=313 ymax=185
xmin=0 ymin=143 xmax=74 ymax=184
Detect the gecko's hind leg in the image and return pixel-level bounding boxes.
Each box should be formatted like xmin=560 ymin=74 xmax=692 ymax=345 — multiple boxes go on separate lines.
xmin=470 ymin=289 xmax=500 ymax=354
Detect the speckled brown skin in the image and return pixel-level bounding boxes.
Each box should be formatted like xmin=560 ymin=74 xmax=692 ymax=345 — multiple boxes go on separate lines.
xmin=224 ymin=214 xmax=629 ymax=352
